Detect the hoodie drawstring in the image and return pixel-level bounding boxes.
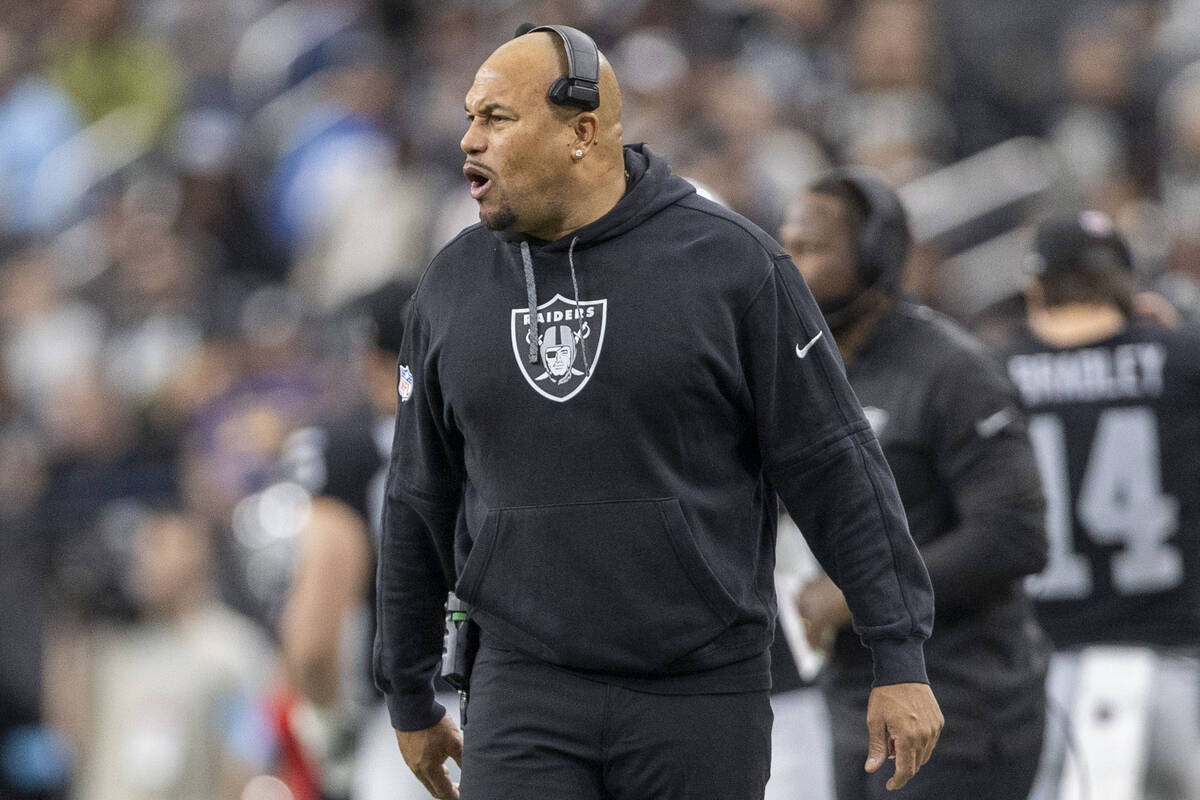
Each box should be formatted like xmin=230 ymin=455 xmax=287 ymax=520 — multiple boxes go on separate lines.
xmin=567 ymin=236 xmax=590 ymax=376
xmin=521 ymin=236 xmax=591 ymax=376
xmin=520 ymin=240 xmax=538 ymax=364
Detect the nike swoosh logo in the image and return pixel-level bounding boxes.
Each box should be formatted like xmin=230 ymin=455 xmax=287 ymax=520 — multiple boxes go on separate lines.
xmin=975 ymin=407 xmax=1017 ymax=438
xmin=795 ymin=331 xmax=823 ymax=359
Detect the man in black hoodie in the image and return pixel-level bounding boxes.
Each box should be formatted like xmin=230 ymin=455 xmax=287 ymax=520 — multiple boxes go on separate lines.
xmin=780 ymin=169 xmax=1049 ymax=799
xmin=374 ymin=27 xmax=942 ymax=800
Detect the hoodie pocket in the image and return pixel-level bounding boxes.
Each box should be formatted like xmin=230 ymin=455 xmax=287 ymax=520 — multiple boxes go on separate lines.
xmin=456 ymin=497 xmax=738 ymax=673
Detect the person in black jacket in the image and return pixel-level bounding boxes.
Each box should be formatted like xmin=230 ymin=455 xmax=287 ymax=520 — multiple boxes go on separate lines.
xmin=374 ymin=27 xmax=942 ymax=800
xmin=780 ymin=169 xmax=1049 ymax=800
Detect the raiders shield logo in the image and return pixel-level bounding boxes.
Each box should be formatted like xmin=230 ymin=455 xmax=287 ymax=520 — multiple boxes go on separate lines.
xmin=510 ymin=294 xmax=607 ymax=402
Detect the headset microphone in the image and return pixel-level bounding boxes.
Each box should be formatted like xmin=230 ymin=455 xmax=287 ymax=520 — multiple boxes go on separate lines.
xmin=513 ymin=23 xmax=601 ymax=111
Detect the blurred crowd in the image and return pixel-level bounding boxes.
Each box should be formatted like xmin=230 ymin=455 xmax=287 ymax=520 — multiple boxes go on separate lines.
xmin=4 ymin=0 xmax=1200 ymax=798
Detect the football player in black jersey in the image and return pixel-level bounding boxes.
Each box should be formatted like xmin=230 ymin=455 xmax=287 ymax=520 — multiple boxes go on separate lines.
xmin=779 ymin=169 xmax=1050 ymax=799
xmin=1004 ymin=213 xmax=1200 ymax=800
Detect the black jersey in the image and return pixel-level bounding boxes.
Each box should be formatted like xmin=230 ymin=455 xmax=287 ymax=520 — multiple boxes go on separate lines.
xmin=278 ymin=410 xmax=392 ymax=569
xmin=1004 ymin=322 xmax=1200 ymax=647
xmin=280 ymin=410 xmax=390 ymax=528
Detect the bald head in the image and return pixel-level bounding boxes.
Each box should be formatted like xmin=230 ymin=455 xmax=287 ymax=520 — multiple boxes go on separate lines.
xmin=460 ymin=28 xmax=628 ymax=241
xmin=486 ymin=30 xmax=623 ymax=149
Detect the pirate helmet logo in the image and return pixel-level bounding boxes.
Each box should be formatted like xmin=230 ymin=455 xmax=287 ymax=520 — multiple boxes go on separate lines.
xmin=511 ymin=294 xmax=607 ymax=402
xmin=539 ymin=324 xmax=581 ymax=385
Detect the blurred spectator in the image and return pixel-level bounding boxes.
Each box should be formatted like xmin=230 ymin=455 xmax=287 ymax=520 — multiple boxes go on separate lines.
xmin=43 ymin=0 xmax=183 ymax=137
xmin=0 ymin=354 xmax=68 ymax=800
xmin=939 ymin=0 xmax=1069 ymax=155
xmin=1151 ymin=0 xmax=1200 ymax=68
xmin=136 ymin=0 xmax=272 ymax=107
xmin=167 ymin=107 xmax=291 ymax=283
xmin=0 ymin=242 xmax=106 ymax=415
xmin=259 ymin=28 xmax=430 ymax=310
xmin=1048 ymin=3 xmax=1159 ymax=216
xmin=609 ymin=26 xmax=693 ymax=168
xmin=826 ymin=0 xmax=954 ymax=183
xmin=36 ymin=366 xmax=178 ymax=621
xmin=0 ymin=237 xmax=180 ymax=622
xmin=96 ymin=202 xmax=216 ymax=403
xmin=177 ymin=284 xmax=359 ymax=628
xmin=738 ymin=0 xmax=849 ymax=134
xmin=45 ymin=508 xmax=276 ymax=800
xmin=0 ymin=26 xmax=85 ymax=237
xmin=672 ymin=61 xmax=830 ymax=231
xmin=1156 ymin=59 xmax=1200 ymax=317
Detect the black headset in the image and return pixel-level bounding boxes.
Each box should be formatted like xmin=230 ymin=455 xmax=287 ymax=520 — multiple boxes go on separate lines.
xmin=824 ymin=166 xmax=911 ymax=294
xmin=514 ymin=23 xmax=600 ymax=111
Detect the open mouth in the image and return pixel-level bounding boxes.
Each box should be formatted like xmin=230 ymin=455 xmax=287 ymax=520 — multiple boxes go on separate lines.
xmin=464 ymin=164 xmax=492 ymax=200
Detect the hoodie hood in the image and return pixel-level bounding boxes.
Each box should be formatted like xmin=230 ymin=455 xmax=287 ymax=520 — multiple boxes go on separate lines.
xmin=503 ymin=143 xmax=697 ymax=251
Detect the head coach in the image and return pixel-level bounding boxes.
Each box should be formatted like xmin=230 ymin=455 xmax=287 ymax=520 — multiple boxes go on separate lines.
xmin=373 ymin=24 xmax=942 ymax=799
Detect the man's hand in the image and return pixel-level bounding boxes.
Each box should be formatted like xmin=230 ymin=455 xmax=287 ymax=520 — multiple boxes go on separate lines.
xmin=394 ymin=714 xmax=463 ymax=799
xmin=795 ymin=573 xmax=851 ymax=652
xmin=864 ymin=682 xmax=943 ymax=791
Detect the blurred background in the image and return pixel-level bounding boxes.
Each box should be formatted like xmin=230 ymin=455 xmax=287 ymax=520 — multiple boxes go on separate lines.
xmin=3 ymin=0 xmax=1200 ymax=798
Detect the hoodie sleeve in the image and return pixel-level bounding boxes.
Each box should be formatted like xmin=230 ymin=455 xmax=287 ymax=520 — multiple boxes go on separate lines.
xmin=742 ymin=256 xmax=934 ymax=686
xmin=917 ymin=346 xmax=1047 ymax=612
xmin=373 ymin=301 xmax=464 ymax=731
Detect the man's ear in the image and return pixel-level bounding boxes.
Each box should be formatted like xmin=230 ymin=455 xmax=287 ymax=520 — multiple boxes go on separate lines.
xmin=571 ymin=112 xmax=600 ymax=154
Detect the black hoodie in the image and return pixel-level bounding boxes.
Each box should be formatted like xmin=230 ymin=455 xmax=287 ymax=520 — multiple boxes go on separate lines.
xmin=375 ymin=144 xmax=933 ymax=731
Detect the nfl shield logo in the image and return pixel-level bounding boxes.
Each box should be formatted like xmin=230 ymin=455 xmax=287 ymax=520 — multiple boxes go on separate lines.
xmin=511 ymin=293 xmax=607 ymax=402
xmin=397 ymin=365 xmax=413 ymax=403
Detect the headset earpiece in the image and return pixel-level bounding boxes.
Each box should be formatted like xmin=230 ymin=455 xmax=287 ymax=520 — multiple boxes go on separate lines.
xmin=514 ymin=23 xmax=600 ymax=111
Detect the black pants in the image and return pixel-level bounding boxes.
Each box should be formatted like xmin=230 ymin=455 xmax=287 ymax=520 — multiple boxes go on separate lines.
xmin=460 ymin=643 xmax=773 ymax=800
